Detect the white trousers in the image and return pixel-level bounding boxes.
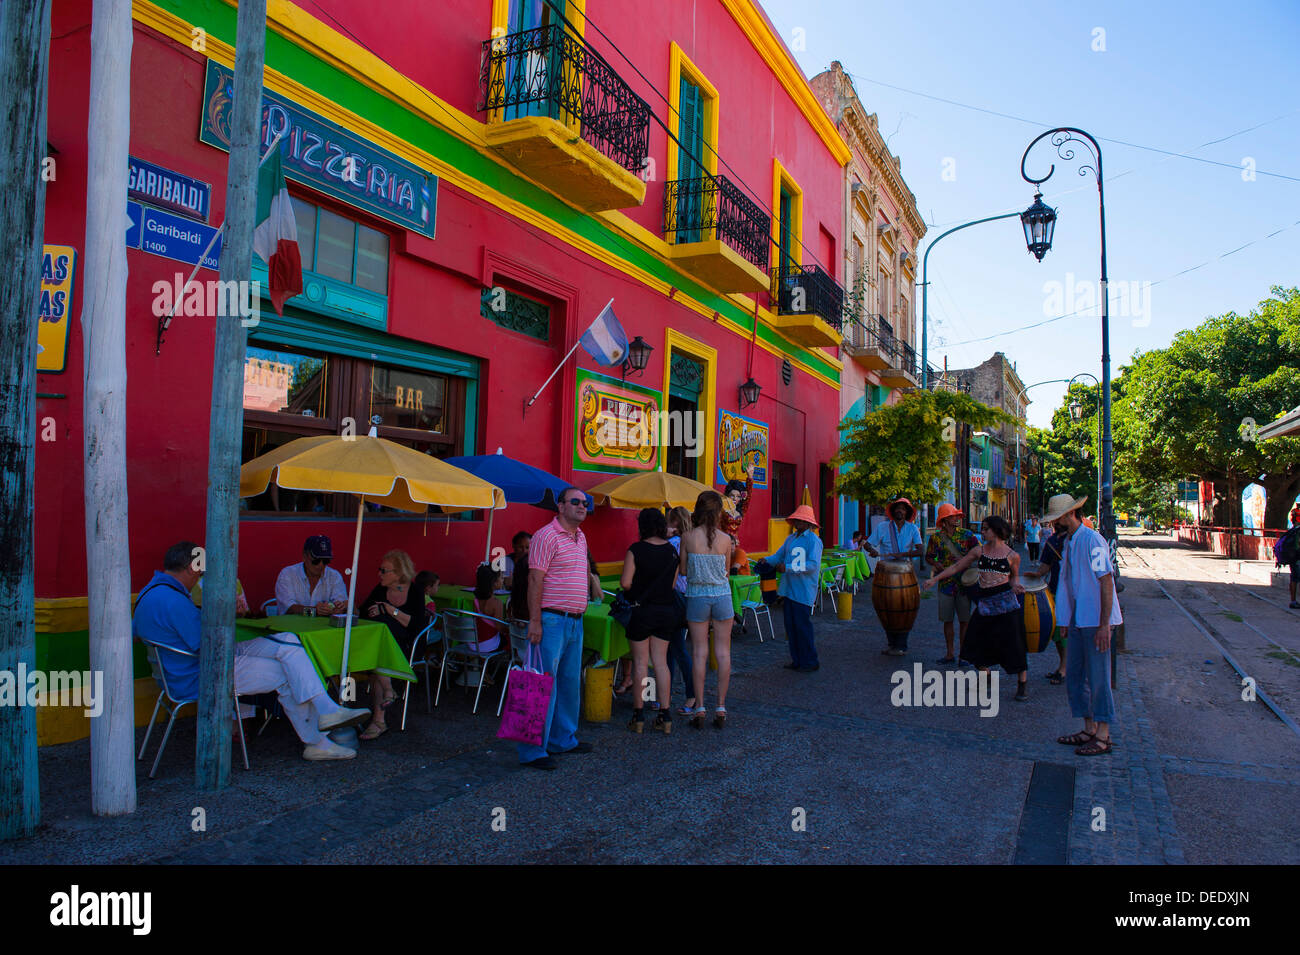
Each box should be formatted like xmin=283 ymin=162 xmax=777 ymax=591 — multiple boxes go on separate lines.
xmin=234 ymin=634 xmax=339 ymax=745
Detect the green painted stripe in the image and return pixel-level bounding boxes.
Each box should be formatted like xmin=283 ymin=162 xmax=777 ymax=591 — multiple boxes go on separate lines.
xmin=155 ymin=0 xmax=839 ymax=383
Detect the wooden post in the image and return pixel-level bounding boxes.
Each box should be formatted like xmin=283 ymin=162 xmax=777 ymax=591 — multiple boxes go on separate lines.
xmin=197 ymin=0 xmax=266 ymax=792
xmin=83 ymin=0 xmax=136 ymax=817
xmin=0 ymin=0 xmax=52 ymax=842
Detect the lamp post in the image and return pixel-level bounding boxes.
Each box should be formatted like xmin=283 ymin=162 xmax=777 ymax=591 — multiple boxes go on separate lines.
xmin=1020 ymin=127 xmax=1116 ymax=563
xmin=1009 ymin=373 xmax=1100 ymax=533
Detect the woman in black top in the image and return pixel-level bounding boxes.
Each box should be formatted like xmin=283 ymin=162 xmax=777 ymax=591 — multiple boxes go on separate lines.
xmin=923 ymin=516 xmax=1029 ymax=701
xmin=619 ymin=508 xmax=680 ymax=734
xmin=359 ymin=549 xmax=431 ymax=738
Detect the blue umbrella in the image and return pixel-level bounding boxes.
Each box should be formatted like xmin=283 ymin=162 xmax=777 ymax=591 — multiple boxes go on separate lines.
xmin=443 ymin=448 xmax=592 ymax=511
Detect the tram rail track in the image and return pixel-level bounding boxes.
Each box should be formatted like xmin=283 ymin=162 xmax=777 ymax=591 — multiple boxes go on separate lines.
xmin=1122 ymin=542 xmax=1300 ymax=741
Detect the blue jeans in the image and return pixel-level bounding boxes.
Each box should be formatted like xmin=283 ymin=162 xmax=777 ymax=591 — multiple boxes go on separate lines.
xmin=1066 ymin=625 xmax=1115 ymax=724
xmin=517 ymin=611 xmax=584 ymax=763
xmin=783 ymin=599 xmax=818 ymax=668
xmin=666 ymin=626 xmax=693 ymax=700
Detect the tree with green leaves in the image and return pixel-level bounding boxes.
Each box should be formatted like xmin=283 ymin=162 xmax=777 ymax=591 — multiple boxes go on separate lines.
xmin=1115 ymin=286 xmax=1300 ymax=529
xmin=834 ymin=388 xmax=1013 ymax=507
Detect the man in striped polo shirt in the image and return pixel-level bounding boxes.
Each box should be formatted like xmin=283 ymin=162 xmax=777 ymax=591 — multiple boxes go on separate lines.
xmin=520 ymin=486 xmax=603 ymax=770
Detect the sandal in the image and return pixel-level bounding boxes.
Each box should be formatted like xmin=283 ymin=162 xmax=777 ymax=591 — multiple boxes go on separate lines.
xmin=689 ymin=707 xmax=706 ymax=730
xmin=359 ymin=720 xmax=387 ymax=740
xmin=1046 ymin=671 xmax=1064 ymax=685
xmin=677 ymin=698 xmax=696 ymax=715
xmin=1076 ymin=736 xmax=1113 ymax=756
xmin=1056 ymin=730 xmax=1095 ymax=746
xmin=713 ymin=706 xmax=727 ymax=729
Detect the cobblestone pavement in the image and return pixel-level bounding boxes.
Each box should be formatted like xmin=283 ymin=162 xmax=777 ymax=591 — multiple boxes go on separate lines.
xmin=3 ymin=534 xmax=1296 ymax=865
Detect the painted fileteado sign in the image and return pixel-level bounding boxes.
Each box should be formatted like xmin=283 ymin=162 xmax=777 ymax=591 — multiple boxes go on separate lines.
xmin=969 ymin=468 xmax=989 ymax=493
xmin=199 ymin=60 xmax=437 ymax=238
xmin=574 ymin=369 xmax=661 ymax=474
xmin=37 ymin=245 xmax=76 ymax=374
xmin=717 ymin=409 xmax=768 ymax=487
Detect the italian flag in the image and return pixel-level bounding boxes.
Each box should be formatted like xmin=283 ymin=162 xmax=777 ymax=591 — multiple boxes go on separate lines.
xmin=253 ymin=149 xmax=302 ymax=316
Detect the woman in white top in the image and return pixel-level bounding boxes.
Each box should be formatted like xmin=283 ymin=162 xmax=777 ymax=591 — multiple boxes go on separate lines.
xmin=679 ymin=491 xmax=735 ymax=729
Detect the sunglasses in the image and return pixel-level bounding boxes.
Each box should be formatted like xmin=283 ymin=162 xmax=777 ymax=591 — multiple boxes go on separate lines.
xmin=563 ymin=498 xmax=588 ymax=507
xmin=379 ymin=566 xmax=394 ymax=575
xmin=309 ymin=557 xmax=331 ymax=565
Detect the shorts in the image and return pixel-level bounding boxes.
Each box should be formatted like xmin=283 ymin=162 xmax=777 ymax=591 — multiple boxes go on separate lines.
xmin=936 ymin=587 xmax=971 ymax=623
xmin=685 ymin=592 xmax=734 ymax=623
xmin=1053 ymin=625 xmax=1068 ymax=648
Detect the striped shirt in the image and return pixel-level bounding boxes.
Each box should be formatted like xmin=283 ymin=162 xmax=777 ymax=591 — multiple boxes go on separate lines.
xmin=530 ymin=517 xmax=591 ymax=614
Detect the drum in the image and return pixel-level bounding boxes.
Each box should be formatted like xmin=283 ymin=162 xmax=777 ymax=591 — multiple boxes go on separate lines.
xmin=871 ymin=561 xmax=919 ymax=641
xmin=1021 ymin=586 xmax=1056 ymax=652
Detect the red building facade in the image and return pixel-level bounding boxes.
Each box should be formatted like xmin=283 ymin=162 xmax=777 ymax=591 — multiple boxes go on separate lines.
xmin=35 ymin=0 xmax=850 ymax=618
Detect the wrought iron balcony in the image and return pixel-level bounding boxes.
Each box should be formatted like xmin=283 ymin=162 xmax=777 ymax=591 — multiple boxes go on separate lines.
xmin=771 ymin=264 xmax=845 ymax=328
xmin=477 ymin=24 xmax=651 ymax=210
xmin=664 ymin=175 xmax=770 ymax=270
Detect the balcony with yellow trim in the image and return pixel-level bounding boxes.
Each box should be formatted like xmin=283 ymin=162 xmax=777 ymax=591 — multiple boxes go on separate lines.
xmin=769 ymin=264 xmax=845 ymax=348
xmin=664 ymin=174 xmax=771 ymax=294
xmin=878 ymin=337 xmax=920 ymax=389
xmin=477 ymin=24 xmax=650 ymax=212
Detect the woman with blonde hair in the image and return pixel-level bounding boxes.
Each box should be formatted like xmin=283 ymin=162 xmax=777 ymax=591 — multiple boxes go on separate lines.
xmin=359 ymin=549 xmax=429 ymax=739
xmin=679 ymin=491 xmax=735 ymax=728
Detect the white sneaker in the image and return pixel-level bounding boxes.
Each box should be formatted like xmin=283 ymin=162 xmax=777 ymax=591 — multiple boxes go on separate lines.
xmin=303 ymin=738 xmax=357 ymax=761
xmin=318 ymin=706 xmax=370 ymax=731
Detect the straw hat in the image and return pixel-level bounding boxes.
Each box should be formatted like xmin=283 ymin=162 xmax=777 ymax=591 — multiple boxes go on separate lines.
xmin=1043 ymin=493 xmax=1088 ymax=523
xmin=888 ymin=497 xmax=916 ymax=520
xmin=786 ymin=504 xmax=819 ymax=527
xmin=936 ymin=502 xmax=963 ymax=523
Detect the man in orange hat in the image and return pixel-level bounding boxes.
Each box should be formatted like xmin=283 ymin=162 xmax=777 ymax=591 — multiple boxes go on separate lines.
xmin=924 ymin=502 xmax=978 ymax=664
xmin=865 ymin=498 xmax=924 ymax=655
xmin=766 ymin=505 xmax=824 ymax=672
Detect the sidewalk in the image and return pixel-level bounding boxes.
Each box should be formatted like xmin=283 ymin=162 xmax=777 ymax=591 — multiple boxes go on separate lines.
xmin=3 ymin=536 xmax=1296 ymax=864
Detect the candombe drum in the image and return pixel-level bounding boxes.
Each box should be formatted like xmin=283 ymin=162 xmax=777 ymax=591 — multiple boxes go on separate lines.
xmin=872 ymin=560 xmax=919 ymax=650
xmin=1019 ymin=576 xmax=1056 ymax=652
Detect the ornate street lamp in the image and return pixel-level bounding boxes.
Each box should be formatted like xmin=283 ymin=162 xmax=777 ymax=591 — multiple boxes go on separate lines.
xmin=1020 ymin=192 xmax=1057 ymax=262
xmin=621 ymin=335 xmax=653 ymax=379
xmin=739 ymin=377 xmax=761 ymax=410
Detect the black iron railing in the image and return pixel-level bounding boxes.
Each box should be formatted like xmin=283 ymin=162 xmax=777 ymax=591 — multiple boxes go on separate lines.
xmin=877 ymin=314 xmax=896 ymax=355
xmin=844 ymin=314 xmax=893 ymax=354
xmin=664 ymin=175 xmax=770 ymax=270
xmin=900 ymin=343 xmax=919 ymax=379
xmin=478 ymin=24 xmax=651 ymax=175
xmin=771 ymin=264 xmax=845 ymax=329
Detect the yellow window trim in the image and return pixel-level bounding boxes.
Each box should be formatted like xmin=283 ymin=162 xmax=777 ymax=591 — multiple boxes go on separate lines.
xmin=660 ymin=329 xmax=718 ymax=483
xmin=135 ymin=0 xmax=840 ymax=388
xmin=666 ymin=41 xmax=720 ymax=185
xmin=770 ymin=158 xmax=804 ymax=269
xmin=491 ymin=0 xmax=585 ymax=38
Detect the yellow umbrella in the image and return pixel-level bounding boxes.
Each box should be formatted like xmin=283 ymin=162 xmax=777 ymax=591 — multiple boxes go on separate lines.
xmin=240 ymin=432 xmax=505 ymax=684
xmin=587 ymin=470 xmax=712 ymax=510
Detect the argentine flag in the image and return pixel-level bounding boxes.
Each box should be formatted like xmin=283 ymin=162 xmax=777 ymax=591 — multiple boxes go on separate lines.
xmin=578 ymin=300 xmax=630 ymax=367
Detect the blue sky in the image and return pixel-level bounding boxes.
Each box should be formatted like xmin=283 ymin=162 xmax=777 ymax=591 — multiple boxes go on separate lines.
xmin=760 ymin=0 xmax=1300 ymax=427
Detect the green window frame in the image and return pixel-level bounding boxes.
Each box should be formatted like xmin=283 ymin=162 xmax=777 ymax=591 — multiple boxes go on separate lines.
xmin=480 ymin=286 xmax=551 ymax=341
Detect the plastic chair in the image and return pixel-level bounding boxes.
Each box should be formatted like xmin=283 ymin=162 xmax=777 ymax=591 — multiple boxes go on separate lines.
xmin=261 ymin=599 xmax=279 ymax=617
xmin=138 ymin=638 xmax=248 ymax=779
xmin=735 ymin=578 xmax=774 ymax=642
xmin=435 ymin=609 xmax=509 ymax=714
xmin=400 ymin=613 xmax=439 ymax=731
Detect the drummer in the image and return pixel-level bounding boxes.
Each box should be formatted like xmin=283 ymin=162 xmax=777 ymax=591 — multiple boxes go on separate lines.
xmin=864 ymin=498 xmax=924 ymax=655
xmin=924 ymin=503 xmax=979 ymax=665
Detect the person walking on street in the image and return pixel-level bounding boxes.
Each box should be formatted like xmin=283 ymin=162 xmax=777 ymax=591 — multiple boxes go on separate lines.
xmin=518 ymin=487 xmax=603 ymax=770
xmin=767 ymin=505 xmax=824 ymax=672
xmin=1026 ymin=520 xmax=1069 ymax=683
xmin=1045 ymin=493 xmax=1123 ymax=756
xmin=665 ymin=506 xmax=696 ymax=712
xmin=1024 ymin=516 xmax=1042 ymax=562
xmin=620 ymin=508 xmax=680 ymax=735
xmin=680 ymin=491 xmax=735 ymax=729
xmin=924 ymin=503 xmax=978 ymax=665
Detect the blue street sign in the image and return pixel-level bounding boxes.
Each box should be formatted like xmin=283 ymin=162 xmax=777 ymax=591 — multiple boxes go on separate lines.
xmin=126 ymin=201 xmax=142 ymax=249
xmin=138 ymin=206 xmax=221 ymax=271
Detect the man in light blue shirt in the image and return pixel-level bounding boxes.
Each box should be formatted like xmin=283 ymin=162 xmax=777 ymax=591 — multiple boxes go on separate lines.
xmin=1024 ymin=516 xmax=1042 ymax=561
xmin=1046 ymin=495 xmax=1122 ymax=757
xmin=865 ymin=498 xmax=923 ymax=654
xmin=767 ymin=505 xmax=824 ymax=672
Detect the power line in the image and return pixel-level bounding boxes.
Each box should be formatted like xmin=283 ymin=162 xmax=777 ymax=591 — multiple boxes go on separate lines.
xmin=843 ymin=70 xmax=1300 ymax=184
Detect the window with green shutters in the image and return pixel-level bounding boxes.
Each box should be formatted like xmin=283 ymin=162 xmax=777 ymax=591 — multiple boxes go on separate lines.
xmin=668 ymin=353 xmax=705 ymax=400
xmin=480 ymin=286 xmax=551 ymax=341
xmin=675 ymin=77 xmax=706 ymax=243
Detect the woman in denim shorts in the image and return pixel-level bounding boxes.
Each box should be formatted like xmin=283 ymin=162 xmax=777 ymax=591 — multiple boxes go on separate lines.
xmin=679 ymin=491 xmax=735 ymax=729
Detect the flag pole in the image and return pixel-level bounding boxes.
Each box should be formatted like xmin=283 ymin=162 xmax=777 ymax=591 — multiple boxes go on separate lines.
xmin=155 ymin=129 xmax=285 ymax=354
xmin=524 ymin=297 xmax=613 ymax=413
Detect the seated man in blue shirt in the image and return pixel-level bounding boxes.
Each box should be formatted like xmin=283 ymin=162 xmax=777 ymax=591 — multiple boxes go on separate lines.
xmin=133 ymin=541 xmax=370 ymax=761
xmin=765 ymin=505 xmax=824 ymax=672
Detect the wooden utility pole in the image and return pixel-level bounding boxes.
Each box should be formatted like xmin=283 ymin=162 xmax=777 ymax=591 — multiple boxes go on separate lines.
xmin=0 ymin=0 xmax=52 ymax=842
xmin=197 ymin=0 xmax=266 ymax=792
xmin=83 ymin=0 xmax=136 ymax=817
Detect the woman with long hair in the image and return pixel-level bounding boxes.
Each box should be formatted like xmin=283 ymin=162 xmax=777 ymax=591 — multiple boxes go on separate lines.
xmin=923 ymin=515 xmax=1029 ymax=701
xmin=679 ymin=491 xmax=735 ymax=728
xmin=360 ymin=549 xmax=430 ymax=738
xmin=620 ymin=508 xmax=679 ymax=734
xmin=665 ymin=506 xmax=696 ymax=711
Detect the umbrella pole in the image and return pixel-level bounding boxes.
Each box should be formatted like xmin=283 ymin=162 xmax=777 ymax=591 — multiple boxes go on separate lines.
xmin=340 ymin=495 xmax=364 ymax=703
xmin=484 ymin=506 xmax=495 ymax=565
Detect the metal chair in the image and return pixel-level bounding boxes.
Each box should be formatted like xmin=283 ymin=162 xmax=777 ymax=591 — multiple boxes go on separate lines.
xmin=137 ymin=638 xmax=248 ymax=779
xmin=735 ymin=577 xmax=774 ymax=642
xmin=434 ymin=609 xmax=509 ymax=714
xmin=496 ymin=621 xmax=532 ymax=716
xmin=261 ymin=599 xmax=279 ymax=616
xmin=400 ymin=613 xmax=439 ymax=731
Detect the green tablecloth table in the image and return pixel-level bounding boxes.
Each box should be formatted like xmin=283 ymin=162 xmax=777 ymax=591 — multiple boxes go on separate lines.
xmin=236 ymin=614 xmax=417 ymax=682
xmin=826 ymin=551 xmax=869 ymax=586
xmin=582 ymin=602 xmax=630 ymax=663
xmin=432 ymin=584 xmax=475 ymax=614
xmin=730 ymin=574 xmax=762 ymax=609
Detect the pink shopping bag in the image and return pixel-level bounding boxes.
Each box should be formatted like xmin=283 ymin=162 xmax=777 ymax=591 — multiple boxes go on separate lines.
xmin=497 ymin=643 xmax=554 ymax=746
